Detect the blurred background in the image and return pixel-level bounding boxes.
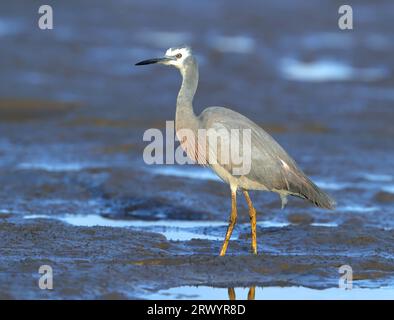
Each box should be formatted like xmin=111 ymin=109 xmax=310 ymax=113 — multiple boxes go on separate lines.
xmin=0 ymin=0 xmax=393 ymax=298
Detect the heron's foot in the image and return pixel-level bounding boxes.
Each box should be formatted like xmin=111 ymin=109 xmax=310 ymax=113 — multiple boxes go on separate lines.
xmin=219 ymin=247 xmax=226 ymax=256
xmin=219 ymin=243 xmax=227 ymax=256
xmin=251 ymin=244 xmax=257 ymax=255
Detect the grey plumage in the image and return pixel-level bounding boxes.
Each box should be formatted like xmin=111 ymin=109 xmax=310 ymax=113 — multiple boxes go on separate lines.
xmin=136 ymin=46 xmax=335 ymax=255
xmin=198 ymin=106 xmax=335 ymax=209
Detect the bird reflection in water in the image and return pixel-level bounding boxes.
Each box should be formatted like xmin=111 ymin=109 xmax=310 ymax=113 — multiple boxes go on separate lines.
xmin=228 ymin=287 xmax=256 ymax=300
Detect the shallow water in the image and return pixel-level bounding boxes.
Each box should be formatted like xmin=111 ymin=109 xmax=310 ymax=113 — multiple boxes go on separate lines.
xmin=24 ymin=214 xmax=224 ymax=241
xmin=280 ymin=58 xmax=389 ymax=82
xmin=24 ymin=214 xmax=290 ymax=241
xmin=145 ymin=285 xmax=394 ymax=300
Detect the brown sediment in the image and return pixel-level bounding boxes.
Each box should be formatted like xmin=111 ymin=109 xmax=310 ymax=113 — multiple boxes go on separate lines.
xmin=0 ymin=99 xmax=80 ymax=121
xmin=287 ymin=212 xmax=314 ymax=225
xmin=65 ymin=117 xmax=133 ymax=128
xmin=64 ymin=117 xmax=168 ymax=129
xmin=258 ymin=123 xmax=289 ymax=134
xmin=257 ymin=122 xmax=331 ymax=134
xmin=374 ymin=191 xmax=394 ymax=203
xmin=300 ymin=122 xmax=331 ymax=133
xmin=98 ymin=143 xmax=135 ymax=154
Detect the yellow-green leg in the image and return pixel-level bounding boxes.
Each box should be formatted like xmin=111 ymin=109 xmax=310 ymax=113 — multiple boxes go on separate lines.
xmin=248 ymin=286 xmax=256 ymax=300
xmin=243 ymin=190 xmax=257 ymax=255
xmin=219 ymin=189 xmax=237 ymax=256
xmin=228 ymin=287 xmax=236 ymax=300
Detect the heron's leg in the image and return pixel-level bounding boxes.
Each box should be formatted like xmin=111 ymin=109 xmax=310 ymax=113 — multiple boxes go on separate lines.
xmin=243 ymin=190 xmax=257 ymax=255
xmin=247 ymin=286 xmax=256 ymax=300
xmin=228 ymin=288 xmax=236 ymax=300
xmin=219 ymin=189 xmax=237 ymax=256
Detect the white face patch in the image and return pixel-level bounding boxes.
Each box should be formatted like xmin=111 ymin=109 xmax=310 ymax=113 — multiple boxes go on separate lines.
xmin=164 ymin=46 xmax=192 ymax=68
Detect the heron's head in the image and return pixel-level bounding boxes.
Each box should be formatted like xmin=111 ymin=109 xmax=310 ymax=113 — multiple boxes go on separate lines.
xmin=135 ymin=46 xmax=193 ymax=70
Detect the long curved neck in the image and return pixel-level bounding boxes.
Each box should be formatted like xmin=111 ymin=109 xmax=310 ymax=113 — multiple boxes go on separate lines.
xmin=176 ymin=57 xmax=199 ymax=131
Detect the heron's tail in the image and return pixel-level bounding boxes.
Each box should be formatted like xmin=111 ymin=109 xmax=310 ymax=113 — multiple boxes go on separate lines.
xmin=289 ymin=173 xmax=336 ymax=210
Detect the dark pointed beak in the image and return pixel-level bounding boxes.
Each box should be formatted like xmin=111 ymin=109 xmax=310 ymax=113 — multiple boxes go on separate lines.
xmin=135 ymin=57 xmax=171 ymax=66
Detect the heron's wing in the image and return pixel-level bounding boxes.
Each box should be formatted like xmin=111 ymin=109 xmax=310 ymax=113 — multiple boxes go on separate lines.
xmin=199 ymin=107 xmax=335 ymax=209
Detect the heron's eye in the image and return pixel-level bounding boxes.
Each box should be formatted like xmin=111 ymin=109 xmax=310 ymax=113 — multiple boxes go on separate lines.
xmin=175 ymin=53 xmax=182 ymax=59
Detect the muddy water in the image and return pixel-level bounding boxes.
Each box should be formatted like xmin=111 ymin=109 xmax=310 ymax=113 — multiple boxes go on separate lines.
xmin=0 ymin=0 xmax=393 ymax=299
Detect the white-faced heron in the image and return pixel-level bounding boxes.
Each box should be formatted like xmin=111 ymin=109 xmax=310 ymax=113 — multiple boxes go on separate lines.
xmin=136 ymin=46 xmax=335 ymax=256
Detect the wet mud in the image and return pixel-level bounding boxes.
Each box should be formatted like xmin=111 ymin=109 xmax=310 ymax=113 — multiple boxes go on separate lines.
xmin=1 ymin=215 xmax=393 ymax=299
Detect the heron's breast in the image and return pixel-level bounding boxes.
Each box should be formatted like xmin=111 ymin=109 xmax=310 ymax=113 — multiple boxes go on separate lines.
xmin=175 ymin=127 xmax=208 ymax=164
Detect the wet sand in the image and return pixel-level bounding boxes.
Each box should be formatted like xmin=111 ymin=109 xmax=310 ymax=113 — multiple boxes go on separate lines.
xmin=0 ymin=0 xmax=393 ymax=299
